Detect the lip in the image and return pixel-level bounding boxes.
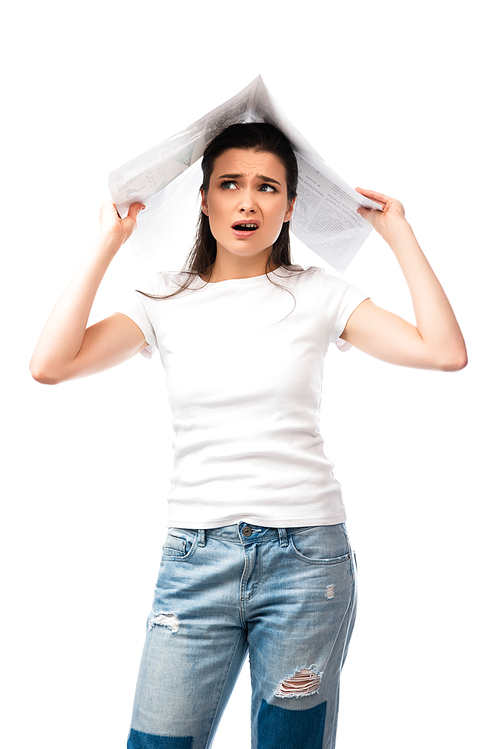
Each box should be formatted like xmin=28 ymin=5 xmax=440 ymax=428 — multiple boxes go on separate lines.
xmin=231 ymin=219 xmax=260 ymax=238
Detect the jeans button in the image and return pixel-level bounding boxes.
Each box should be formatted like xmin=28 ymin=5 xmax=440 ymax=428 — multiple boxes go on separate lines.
xmin=242 ymin=526 xmax=252 ymax=537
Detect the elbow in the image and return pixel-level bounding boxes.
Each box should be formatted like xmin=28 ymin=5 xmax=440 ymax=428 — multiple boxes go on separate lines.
xmin=30 ymin=369 xmax=62 ymax=385
xmin=437 ymin=349 xmax=468 ymax=372
xmin=446 ymin=355 xmax=468 ymax=372
xmin=29 ymin=360 xmax=64 ymax=385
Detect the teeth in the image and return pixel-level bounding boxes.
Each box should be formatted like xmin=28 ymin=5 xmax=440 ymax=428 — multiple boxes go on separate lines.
xmin=237 ymin=223 xmax=257 ymax=229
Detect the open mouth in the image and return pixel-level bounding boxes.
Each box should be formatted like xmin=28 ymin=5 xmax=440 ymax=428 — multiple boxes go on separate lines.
xmin=232 ymin=222 xmax=259 ymax=232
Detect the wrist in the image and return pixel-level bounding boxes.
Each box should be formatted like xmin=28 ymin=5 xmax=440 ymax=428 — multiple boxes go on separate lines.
xmin=383 ymin=217 xmax=414 ymax=248
xmin=91 ymin=228 xmax=124 ymax=258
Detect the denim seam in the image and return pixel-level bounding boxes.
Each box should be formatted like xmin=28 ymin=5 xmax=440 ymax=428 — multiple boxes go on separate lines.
xmin=239 ymin=546 xmax=260 ymax=611
xmin=320 ymin=540 xmax=357 ymax=700
xmin=242 ymin=545 xmax=261 ymax=604
xmin=208 ymin=537 xmax=277 ymax=547
xmin=288 ymin=525 xmax=341 ymax=537
xmin=288 ymin=537 xmax=351 ymax=566
xmin=162 ymin=535 xmax=199 ymax=562
xmin=203 ymin=628 xmax=248 ymax=749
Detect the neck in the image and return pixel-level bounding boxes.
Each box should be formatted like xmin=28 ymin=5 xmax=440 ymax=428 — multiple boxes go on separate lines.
xmin=202 ymin=246 xmax=279 ymax=283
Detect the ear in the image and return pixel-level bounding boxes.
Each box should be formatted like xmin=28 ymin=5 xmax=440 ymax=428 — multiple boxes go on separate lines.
xmin=283 ymin=196 xmax=296 ymax=223
xmin=200 ymin=188 xmax=209 ymax=216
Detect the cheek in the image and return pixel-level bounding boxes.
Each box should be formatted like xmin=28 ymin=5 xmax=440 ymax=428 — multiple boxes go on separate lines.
xmin=207 ymin=205 xmax=225 ymax=231
xmin=204 ymin=202 xmax=227 ymax=240
xmin=205 ymin=192 xmax=229 ymax=220
xmin=270 ymin=224 xmax=285 ymax=245
xmin=269 ymin=208 xmax=289 ymax=233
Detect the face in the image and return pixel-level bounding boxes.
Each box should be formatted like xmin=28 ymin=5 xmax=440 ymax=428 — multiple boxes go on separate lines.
xmin=200 ymin=148 xmax=295 ymax=265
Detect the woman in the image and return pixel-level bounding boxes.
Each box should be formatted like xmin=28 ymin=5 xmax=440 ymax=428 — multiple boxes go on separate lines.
xmin=30 ymin=123 xmax=467 ymax=749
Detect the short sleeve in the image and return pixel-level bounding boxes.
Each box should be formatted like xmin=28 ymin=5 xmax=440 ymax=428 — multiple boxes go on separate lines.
xmin=317 ymin=268 xmax=369 ymax=352
xmin=114 ymin=274 xmax=161 ymax=359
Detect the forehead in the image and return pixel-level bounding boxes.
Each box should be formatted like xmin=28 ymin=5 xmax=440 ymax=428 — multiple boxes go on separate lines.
xmin=211 ymin=148 xmax=286 ymax=180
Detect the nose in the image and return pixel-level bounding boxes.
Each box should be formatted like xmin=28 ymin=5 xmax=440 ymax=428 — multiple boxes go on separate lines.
xmin=239 ymin=188 xmax=257 ymax=213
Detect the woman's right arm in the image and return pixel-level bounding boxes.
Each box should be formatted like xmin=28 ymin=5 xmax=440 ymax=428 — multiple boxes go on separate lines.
xmin=30 ymin=201 xmax=146 ymax=385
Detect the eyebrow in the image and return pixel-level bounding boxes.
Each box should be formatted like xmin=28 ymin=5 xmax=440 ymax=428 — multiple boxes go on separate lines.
xmin=217 ymin=173 xmax=282 ymax=186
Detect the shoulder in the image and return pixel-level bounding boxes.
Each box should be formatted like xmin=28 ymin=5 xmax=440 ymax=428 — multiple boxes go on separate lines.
xmin=276 ymin=265 xmax=350 ymax=293
xmin=308 ymin=265 xmax=351 ymax=288
xmin=273 ymin=264 xmax=320 ymax=286
xmin=135 ymin=270 xmax=204 ymax=297
xmin=276 ymin=265 xmax=342 ymax=282
xmin=307 ymin=266 xmax=367 ymax=301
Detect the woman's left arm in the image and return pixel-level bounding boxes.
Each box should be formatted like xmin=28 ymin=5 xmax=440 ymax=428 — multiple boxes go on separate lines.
xmin=340 ymin=188 xmax=467 ymax=371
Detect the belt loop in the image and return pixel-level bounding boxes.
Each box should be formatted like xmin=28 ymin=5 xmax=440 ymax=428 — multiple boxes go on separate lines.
xmin=278 ymin=528 xmax=288 ymax=547
xmin=198 ymin=529 xmax=206 ymax=547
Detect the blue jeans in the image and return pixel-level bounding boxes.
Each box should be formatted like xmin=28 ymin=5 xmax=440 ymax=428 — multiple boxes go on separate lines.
xmin=127 ymin=522 xmax=357 ymax=749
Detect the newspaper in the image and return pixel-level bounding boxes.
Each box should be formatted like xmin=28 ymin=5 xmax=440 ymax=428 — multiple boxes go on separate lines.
xmin=108 ymin=76 xmax=381 ymax=272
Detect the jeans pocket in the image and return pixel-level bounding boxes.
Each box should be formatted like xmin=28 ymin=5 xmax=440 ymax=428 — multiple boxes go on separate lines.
xmin=162 ymin=528 xmax=198 ymax=561
xmin=288 ymin=524 xmax=352 ymax=566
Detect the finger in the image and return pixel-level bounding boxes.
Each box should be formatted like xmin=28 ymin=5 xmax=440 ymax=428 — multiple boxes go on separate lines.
xmin=357 ymin=206 xmax=373 ymax=222
xmin=119 ymin=205 xmax=144 ymax=228
xmin=128 ymin=202 xmax=146 ymax=220
xmin=100 ymin=201 xmax=120 ymax=221
xmin=355 ymin=187 xmax=391 ymax=204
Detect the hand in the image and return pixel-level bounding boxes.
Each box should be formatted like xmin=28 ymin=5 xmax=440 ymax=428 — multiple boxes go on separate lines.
xmin=355 ymin=188 xmax=407 ymax=240
xmin=98 ymin=200 xmax=145 ymax=245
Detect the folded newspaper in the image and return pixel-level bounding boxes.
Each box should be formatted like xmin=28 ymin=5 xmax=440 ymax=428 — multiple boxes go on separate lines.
xmin=108 ymin=76 xmax=381 ymax=272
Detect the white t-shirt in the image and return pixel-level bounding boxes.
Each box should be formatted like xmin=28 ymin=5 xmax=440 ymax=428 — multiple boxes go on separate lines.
xmin=116 ymin=265 xmax=369 ymax=529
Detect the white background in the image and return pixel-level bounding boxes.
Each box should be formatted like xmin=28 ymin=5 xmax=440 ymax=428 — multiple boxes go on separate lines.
xmin=3 ymin=1 xmax=498 ymax=747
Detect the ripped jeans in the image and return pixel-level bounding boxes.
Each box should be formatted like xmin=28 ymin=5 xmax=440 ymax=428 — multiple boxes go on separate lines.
xmin=127 ymin=522 xmax=357 ymax=749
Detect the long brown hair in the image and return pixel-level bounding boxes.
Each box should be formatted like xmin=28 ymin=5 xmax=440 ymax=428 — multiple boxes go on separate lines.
xmin=138 ymin=123 xmax=313 ymax=302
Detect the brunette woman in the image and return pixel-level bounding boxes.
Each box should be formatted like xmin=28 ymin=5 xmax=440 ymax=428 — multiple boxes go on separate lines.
xmin=31 ymin=123 xmax=467 ymax=749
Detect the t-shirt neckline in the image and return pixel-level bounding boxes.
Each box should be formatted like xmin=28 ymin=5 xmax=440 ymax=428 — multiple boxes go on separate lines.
xmin=199 ymin=267 xmax=285 ymax=285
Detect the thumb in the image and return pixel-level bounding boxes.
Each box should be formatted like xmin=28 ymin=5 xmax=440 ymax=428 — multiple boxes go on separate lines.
xmin=128 ymin=202 xmax=146 ymax=221
xmin=356 ymin=205 xmax=372 ymax=222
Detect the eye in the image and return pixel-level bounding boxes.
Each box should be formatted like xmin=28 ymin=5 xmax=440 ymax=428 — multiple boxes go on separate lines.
xmin=220 ymin=180 xmax=237 ymax=190
xmin=259 ymin=184 xmax=276 ymax=192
